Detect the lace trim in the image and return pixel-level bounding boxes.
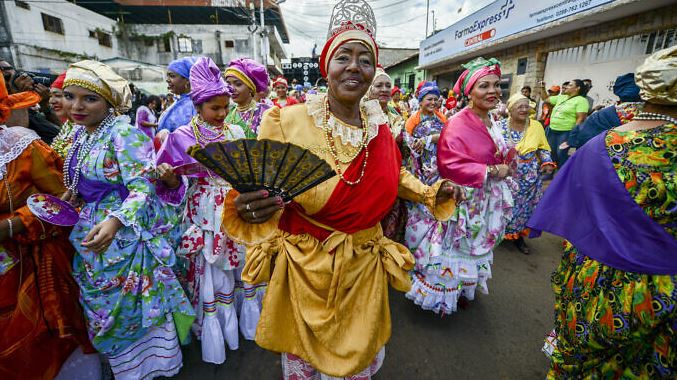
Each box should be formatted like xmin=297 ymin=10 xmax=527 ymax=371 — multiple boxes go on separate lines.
xmin=306 ymin=93 xmax=387 ymax=147
xmin=0 ymin=126 xmax=40 ymax=180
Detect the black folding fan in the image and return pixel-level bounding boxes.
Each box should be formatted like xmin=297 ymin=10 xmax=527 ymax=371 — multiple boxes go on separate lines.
xmin=188 ymin=139 xmax=336 ymax=202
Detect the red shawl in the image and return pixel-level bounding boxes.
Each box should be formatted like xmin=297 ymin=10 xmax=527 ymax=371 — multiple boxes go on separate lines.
xmin=279 ymin=124 xmax=400 ymax=241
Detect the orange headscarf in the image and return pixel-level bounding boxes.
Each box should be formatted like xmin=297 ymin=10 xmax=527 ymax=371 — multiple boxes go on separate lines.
xmin=0 ymin=72 xmax=41 ymax=123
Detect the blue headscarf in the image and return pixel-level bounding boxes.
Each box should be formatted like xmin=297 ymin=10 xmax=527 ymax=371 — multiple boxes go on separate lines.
xmin=612 ymin=73 xmax=642 ymax=103
xmin=417 ymin=81 xmax=440 ymax=103
xmin=167 ymin=56 xmax=198 ymax=79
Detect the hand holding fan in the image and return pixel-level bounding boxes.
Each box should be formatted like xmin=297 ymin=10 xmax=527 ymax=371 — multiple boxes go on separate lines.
xmin=188 ymin=139 xmax=336 ymax=202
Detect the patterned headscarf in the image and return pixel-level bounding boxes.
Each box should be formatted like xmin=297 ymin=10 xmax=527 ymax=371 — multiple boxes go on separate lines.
xmin=167 ymin=56 xmax=198 ymax=79
xmin=272 ymin=76 xmax=288 ymax=88
xmin=417 ymin=81 xmax=440 ymax=103
xmin=453 ymin=57 xmax=502 ymax=98
xmin=64 ymin=60 xmax=132 ymax=112
xmin=224 ymin=58 xmax=270 ymax=94
xmin=320 ymin=0 xmax=378 ymax=78
xmin=635 ymin=45 xmax=677 ymax=105
xmin=0 ymin=73 xmax=40 ymax=123
xmin=189 ymin=57 xmax=231 ymax=105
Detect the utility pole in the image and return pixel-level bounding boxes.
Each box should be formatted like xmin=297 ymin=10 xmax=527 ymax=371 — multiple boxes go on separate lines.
xmin=260 ymin=0 xmax=267 ymax=68
xmin=425 ymin=0 xmax=430 ymax=37
xmin=431 ymin=10 xmax=435 ymax=34
xmin=249 ymin=2 xmax=257 ymax=61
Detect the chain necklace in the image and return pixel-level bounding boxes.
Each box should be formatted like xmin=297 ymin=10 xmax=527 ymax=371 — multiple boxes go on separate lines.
xmin=63 ymin=113 xmax=116 ymax=196
xmin=236 ymin=100 xmax=257 ymax=113
xmin=323 ymin=98 xmax=369 ymax=186
xmin=634 ymin=112 xmax=677 ymax=125
xmin=191 ymin=115 xmax=229 ymax=145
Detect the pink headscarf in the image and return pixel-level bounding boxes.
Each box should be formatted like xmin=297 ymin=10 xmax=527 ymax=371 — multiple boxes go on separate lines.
xmin=453 ymin=57 xmax=501 ymax=98
xmin=189 ymin=57 xmax=230 ymax=105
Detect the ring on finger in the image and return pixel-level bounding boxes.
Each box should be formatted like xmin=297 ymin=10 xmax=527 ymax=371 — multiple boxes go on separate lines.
xmin=246 ymin=203 xmax=251 ymax=211
xmin=251 ymin=211 xmax=257 ymax=219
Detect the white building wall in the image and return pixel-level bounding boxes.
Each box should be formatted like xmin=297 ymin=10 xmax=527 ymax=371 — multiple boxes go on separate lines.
xmin=544 ymin=30 xmax=676 ymax=107
xmin=5 ymin=0 xmax=117 ymax=73
xmin=121 ymin=23 xmax=284 ymax=69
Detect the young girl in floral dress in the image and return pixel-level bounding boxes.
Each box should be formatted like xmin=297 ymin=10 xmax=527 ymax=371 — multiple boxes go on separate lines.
xmin=156 ymin=57 xmax=250 ymax=364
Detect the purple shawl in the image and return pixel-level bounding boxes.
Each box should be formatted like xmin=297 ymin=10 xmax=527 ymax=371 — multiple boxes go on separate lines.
xmin=527 ymin=132 xmax=677 ymax=274
xmin=156 ymin=124 xmax=209 ymax=178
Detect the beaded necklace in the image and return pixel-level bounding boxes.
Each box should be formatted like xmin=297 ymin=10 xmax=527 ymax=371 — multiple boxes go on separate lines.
xmin=323 ymin=98 xmax=369 ymax=185
xmin=634 ymin=112 xmax=677 ymax=125
xmin=63 ymin=113 xmax=116 ymax=196
xmin=191 ymin=115 xmax=229 ymax=145
xmin=236 ymin=100 xmax=257 ymax=113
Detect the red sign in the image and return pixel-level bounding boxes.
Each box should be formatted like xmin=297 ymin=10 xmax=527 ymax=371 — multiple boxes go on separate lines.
xmin=464 ymin=29 xmax=496 ymax=47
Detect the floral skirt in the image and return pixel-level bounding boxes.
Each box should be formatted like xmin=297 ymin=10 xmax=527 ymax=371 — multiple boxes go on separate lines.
xmin=505 ymin=155 xmax=544 ymax=239
xmin=282 ymin=347 xmax=385 ymax=380
xmin=404 ymin=179 xmax=512 ymax=315
xmin=546 ymin=242 xmax=677 ymax=379
xmin=176 ymin=180 xmax=264 ymax=364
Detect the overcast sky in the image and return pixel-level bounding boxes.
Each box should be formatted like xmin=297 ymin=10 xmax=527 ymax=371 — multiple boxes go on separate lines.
xmin=279 ymin=0 xmax=494 ymax=57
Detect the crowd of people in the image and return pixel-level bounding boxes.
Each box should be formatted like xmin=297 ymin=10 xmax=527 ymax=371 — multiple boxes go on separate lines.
xmin=0 ymin=0 xmax=675 ymax=379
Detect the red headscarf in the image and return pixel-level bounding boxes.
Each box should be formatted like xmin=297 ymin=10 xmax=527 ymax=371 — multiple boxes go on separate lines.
xmin=50 ymin=72 xmax=66 ymax=90
xmin=272 ymin=75 xmax=288 ymax=88
xmin=319 ymin=21 xmax=378 ymax=78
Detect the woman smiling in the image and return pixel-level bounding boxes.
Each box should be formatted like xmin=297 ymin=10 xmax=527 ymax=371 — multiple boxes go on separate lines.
xmin=62 ymin=60 xmax=193 ymax=379
xmin=220 ymin=1 xmax=464 ymax=378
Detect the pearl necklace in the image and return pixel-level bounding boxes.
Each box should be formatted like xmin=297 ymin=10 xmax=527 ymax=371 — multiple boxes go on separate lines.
xmin=634 ymin=112 xmax=677 ymax=125
xmin=63 ymin=113 xmax=116 ymax=196
xmin=323 ymin=98 xmax=369 ymax=185
xmin=191 ymin=116 xmax=228 ymax=145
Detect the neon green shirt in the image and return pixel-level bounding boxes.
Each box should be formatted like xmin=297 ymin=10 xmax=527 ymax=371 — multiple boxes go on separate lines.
xmin=548 ymin=95 xmax=589 ymax=132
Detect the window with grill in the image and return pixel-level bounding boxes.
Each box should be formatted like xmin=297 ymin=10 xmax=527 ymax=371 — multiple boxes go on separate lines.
xmin=159 ymin=37 xmax=172 ymax=52
xmin=41 ymin=13 xmax=64 ymax=35
xmin=177 ymin=37 xmax=193 ymax=53
xmin=15 ymin=1 xmax=30 ymax=10
xmin=88 ymin=30 xmax=97 ymax=38
xmin=97 ymin=31 xmax=112 ymax=47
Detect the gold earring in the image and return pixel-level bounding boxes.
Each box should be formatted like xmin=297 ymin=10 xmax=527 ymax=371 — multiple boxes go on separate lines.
xmin=468 ymin=99 xmax=474 ymax=108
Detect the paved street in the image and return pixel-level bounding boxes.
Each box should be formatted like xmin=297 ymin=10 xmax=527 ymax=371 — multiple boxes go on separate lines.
xmin=171 ymin=233 xmax=562 ymax=380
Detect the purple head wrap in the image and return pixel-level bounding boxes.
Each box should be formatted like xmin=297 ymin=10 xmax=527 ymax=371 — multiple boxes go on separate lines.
xmin=167 ymin=56 xmax=198 ymax=79
xmin=189 ymin=57 xmax=230 ymax=105
xmin=224 ymin=58 xmax=269 ymax=93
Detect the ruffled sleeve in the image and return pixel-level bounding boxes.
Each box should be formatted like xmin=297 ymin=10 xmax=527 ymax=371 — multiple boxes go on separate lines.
xmin=397 ymin=167 xmax=456 ymax=221
xmin=14 ymin=140 xmax=68 ymax=244
xmin=221 ymin=106 xmax=284 ymax=244
xmin=106 ymin=124 xmax=160 ymax=233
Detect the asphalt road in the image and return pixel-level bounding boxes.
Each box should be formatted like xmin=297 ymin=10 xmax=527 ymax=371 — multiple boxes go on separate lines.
xmin=170 ymin=233 xmax=562 ymax=380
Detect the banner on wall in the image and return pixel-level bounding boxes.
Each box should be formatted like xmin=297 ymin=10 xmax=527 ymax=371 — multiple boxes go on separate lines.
xmin=419 ymin=0 xmax=616 ymax=67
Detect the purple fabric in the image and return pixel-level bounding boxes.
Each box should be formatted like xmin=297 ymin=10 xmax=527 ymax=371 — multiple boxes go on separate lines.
xmin=189 ymin=57 xmax=231 ymax=105
xmin=167 ymin=56 xmax=198 ymax=79
xmin=135 ymin=105 xmax=156 ymax=139
xmin=156 ymin=124 xmax=210 ymax=179
xmin=527 ymin=133 xmax=677 ymax=274
xmin=69 ymin=130 xmax=129 ymax=203
xmin=226 ymin=58 xmax=269 ymax=93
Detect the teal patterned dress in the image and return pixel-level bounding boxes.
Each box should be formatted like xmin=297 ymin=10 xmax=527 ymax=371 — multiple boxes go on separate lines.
xmin=68 ymin=117 xmax=194 ymax=356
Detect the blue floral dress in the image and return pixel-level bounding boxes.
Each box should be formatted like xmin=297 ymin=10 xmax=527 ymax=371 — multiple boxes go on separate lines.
xmin=498 ymin=119 xmax=553 ymax=239
xmin=68 ymin=118 xmax=194 ymax=378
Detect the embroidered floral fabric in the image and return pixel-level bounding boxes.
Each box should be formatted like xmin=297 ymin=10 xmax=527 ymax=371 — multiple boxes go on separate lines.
xmin=498 ymin=119 xmax=553 ymax=239
xmin=69 ymin=119 xmax=194 ymax=358
xmin=546 ymin=124 xmax=677 ymax=379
